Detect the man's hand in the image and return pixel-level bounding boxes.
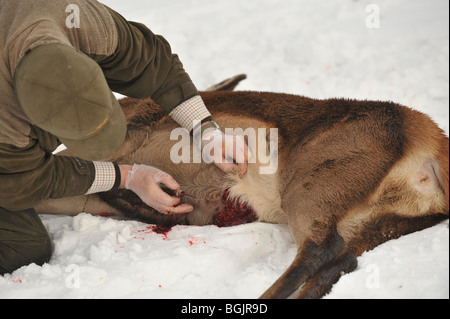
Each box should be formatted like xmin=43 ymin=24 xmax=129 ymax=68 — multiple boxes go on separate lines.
xmin=200 ymin=129 xmax=250 ymax=177
xmin=120 ymin=164 xmax=193 ymax=214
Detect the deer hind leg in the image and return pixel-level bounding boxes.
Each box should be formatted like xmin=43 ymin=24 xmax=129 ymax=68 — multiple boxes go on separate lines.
xmin=343 ymin=155 xmax=449 ymax=257
xmin=277 ymin=154 xmax=449 ymax=299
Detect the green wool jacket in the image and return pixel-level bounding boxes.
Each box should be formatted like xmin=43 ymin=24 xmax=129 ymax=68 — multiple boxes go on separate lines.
xmin=0 ymin=0 xmax=198 ymax=211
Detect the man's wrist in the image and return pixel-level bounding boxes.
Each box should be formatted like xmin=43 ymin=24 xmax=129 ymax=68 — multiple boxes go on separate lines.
xmin=119 ymin=165 xmax=133 ymax=189
xmin=192 ymin=120 xmax=221 ymax=147
xmin=191 ymin=116 xmax=212 ymax=136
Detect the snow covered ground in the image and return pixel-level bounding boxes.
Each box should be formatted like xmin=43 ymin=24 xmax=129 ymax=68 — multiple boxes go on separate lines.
xmin=1 ymin=0 xmax=448 ymax=299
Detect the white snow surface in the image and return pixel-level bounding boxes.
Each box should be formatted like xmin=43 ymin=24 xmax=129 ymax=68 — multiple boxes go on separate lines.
xmin=1 ymin=0 xmax=448 ymax=299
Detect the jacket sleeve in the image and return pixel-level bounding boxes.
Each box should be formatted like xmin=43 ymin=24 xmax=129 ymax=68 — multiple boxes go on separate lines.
xmin=0 ymin=132 xmax=95 ymax=211
xmin=91 ymin=6 xmax=199 ymax=114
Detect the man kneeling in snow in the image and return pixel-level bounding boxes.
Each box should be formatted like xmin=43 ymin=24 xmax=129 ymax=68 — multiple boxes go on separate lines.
xmin=0 ymin=0 xmax=248 ymax=275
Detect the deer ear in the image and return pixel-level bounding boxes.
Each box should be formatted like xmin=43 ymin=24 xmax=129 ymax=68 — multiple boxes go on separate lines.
xmin=414 ymin=159 xmax=440 ymax=194
xmin=205 ymin=74 xmax=247 ymax=92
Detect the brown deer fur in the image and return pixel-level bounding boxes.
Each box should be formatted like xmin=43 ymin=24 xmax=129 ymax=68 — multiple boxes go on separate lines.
xmin=35 ymin=77 xmax=449 ymax=299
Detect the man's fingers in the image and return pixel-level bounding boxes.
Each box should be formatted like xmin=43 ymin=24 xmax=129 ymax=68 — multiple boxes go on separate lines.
xmin=149 ymin=182 xmax=194 ymax=214
xmin=156 ymin=172 xmax=180 ymax=192
xmin=236 ymin=139 xmax=249 ymax=177
xmin=223 ymin=135 xmax=249 ymax=177
xmin=237 ymin=161 xmax=248 ymax=178
xmin=149 ymin=184 xmax=180 ymax=208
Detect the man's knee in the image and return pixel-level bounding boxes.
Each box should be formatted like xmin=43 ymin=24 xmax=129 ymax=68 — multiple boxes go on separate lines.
xmin=0 ymin=234 xmax=52 ymax=275
xmin=0 ymin=207 xmax=53 ymax=275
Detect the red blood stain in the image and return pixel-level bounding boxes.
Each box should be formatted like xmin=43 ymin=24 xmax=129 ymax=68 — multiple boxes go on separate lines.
xmin=213 ymin=189 xmax=258 ymax=227
xmin=148 ymin=225 xmax=172 ymax=239
xmin=148 ymin=224 xmax=172 ymax=234
xmin=188 ymin=235 xmax=206 ymax=246
xmin=10 ymin=278 xmax=22 ymax=283
xmin=133 ymin=224 xmax=172 ymax=240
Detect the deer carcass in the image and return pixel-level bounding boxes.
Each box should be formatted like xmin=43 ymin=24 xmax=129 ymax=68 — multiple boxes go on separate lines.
xmin=35 ymin=75 xmax=449 ymax=299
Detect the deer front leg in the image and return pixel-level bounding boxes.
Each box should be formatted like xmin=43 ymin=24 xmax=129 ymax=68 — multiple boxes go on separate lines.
xmin=260 ymin=214 xmax=349 ymax=299
xmin=293 ymin=250 xmax=357 ymax=299
xmin=34 ymin=194 xmax=124 ymax=219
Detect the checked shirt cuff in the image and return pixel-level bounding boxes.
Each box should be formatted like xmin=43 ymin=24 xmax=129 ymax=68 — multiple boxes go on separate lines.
xmin=85 ymin=162 xmax=121 ymax=195
xmin=169 ymin=95 xmax=212 ymax=133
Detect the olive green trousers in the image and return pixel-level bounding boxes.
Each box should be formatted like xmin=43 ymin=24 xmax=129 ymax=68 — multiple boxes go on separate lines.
xmin=0 ymin=207 xmax=52 ymax=275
